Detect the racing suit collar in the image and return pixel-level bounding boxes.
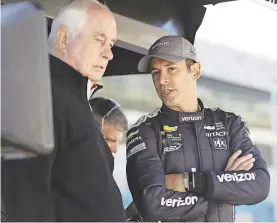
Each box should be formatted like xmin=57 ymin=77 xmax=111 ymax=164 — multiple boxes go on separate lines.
xmin=161 ymin=98 xmax=205 ymax=123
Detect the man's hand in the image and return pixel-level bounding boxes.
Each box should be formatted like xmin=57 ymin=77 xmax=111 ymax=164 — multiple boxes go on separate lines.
xmin=225 ymin=150 xmax=255 ymax=171
xmin=165 ymin=174 xmax=186 ymax=192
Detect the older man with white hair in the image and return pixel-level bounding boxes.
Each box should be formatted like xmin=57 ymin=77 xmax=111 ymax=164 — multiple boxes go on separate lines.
xmin=1 ymin=0 xmax=126 ymax=221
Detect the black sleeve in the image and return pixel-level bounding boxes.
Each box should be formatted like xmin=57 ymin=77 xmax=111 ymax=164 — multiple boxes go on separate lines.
xmin=194 ymin=113 xmax=270 ymax=205
xmin=126 ymin=124 xmax=208 ymax=222
xmin=50 ymin=94 xmax=126 ymax=221
xmin=18 ymin=74 xmax=125 ymax=222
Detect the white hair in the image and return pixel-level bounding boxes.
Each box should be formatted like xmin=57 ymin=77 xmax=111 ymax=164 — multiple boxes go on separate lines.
xmin=48 ymin=0 xmax=108 ymax=52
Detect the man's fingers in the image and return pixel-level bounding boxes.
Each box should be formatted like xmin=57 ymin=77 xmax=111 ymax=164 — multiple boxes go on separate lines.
xmin=228 ymin=154 xmax=253 ymax=171
xmin=224 ymin=149 xmax=255 ymax=171
xmin=235 ymin=158 xmax=255 ymax=171
xmin=231 ymin=154 xmax=253 ymax=170
xmin=243 ymin=162 xmax=254 ymax=171
xmin=225 ymin=150 xmax=242 ymax=170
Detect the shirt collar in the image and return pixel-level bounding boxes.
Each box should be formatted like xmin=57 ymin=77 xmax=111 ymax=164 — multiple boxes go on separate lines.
xmin=87 ymin=80 xmax=93 ymax=100
xmin=160 ymin=98 xmax=205 ymax=123
xmin=87 ymin=80 xmax=103 ymax=101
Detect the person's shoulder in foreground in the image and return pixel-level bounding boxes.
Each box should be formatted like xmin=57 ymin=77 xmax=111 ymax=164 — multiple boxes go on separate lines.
xmin=47 ymin=0 xmax=126 ymax=221
xmin=125 ymin=35 xmax=270 ymax=222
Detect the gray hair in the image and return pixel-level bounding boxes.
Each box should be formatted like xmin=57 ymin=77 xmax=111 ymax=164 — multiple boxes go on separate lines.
xmin=48 ymin=0 xmax=108 ymax=52
xmin=89 ymin=97 xmax=129 ymax=131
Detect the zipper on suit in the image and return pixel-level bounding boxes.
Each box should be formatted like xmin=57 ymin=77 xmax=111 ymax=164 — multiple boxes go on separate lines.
xmin=194 ymin=123 xmax=203 ymax=171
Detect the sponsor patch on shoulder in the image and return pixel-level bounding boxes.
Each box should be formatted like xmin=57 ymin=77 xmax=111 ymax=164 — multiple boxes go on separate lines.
xmin=130 ymin=108 xmax=160 ymax=128
xmin=126 ymin=136 xmax=142 ymax=148
xmin=127 ymin=129 xmax=139 ymax=140
xmin=127 ymin=142 xmax=146 ymax=158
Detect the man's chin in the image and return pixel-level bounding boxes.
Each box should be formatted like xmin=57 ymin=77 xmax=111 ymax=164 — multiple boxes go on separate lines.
xmin=160 ymin=97 xmax=176 ymax=105
xmin=161 ymin=96 xmax=177 ymax=106
xmin=87 ymin=72 xmax=104 ymax=82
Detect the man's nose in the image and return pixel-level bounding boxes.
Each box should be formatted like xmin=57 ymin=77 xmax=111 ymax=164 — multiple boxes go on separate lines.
xmin=102 ymin=47 xmax=113 ymax=61
xmin=159 ymin=70 xmax=169 ymax=85
xmin=110 ymin=144 xmax=118 ymax=154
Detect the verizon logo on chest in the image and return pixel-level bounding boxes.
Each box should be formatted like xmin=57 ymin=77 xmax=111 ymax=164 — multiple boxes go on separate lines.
xmin=217 ymin=172 xmax=256 ymax=183
xmin=180 ymin=115 xmax=202 ymax=122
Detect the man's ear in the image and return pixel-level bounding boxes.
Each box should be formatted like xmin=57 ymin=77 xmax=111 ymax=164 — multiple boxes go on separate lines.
xmin=56 ymin=28 xmax=69 ymax=52
xmin=190 ymin=63 xmax=201 ymax=81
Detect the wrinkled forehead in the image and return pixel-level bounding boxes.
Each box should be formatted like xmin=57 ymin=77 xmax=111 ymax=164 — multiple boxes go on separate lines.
xmin=103 ymin=123 xmax=125 ymax=136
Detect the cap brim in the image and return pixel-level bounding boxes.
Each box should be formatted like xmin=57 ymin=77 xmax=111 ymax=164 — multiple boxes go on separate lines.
xmin=137 ymin=54 xmax=185 ymax=73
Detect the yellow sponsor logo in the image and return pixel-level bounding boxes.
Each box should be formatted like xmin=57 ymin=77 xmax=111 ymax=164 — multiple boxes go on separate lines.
xmin=127 ymin=129 xmax=139 ymax=140
xmin=163 ymin=125 xmax=178 ymax=132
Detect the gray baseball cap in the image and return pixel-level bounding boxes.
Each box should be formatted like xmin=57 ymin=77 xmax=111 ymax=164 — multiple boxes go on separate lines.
xmin=138 ymin=35 xmax=200 ymax=72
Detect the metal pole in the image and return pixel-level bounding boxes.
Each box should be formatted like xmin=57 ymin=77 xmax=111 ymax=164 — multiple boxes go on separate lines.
xmin=270 ymin=85 xmax=277 ymax=221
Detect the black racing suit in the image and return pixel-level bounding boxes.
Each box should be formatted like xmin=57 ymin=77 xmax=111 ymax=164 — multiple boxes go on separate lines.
xmin=126 ymin=99 xmax=270 ymax=222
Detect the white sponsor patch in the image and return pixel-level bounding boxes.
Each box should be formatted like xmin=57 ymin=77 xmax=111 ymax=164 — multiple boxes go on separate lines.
xmin=213 ymin=138 xmax=227 ymax=150
xmin=204 ymin=125 xmax=215 ymax=130
xmin=206 ymin=131 xmax=228 ymax=137
xmin=127 ymin=136 xmax=142 ymax=148
xmin=161 ymin=196 xmax=198 ymax=207
xmin=167 ymin=133 xmax=182 ymax=141
xmin=127 ymin=143 xmax=146 ymax=158
xmin=204 ymin=122 xmax=225 ymax=131
xmin=217 ymin=172 xmax=256 ymax=183
xmin=181 ymin=115 xmax=202 ymax=122
xmin=215 ymin=122 xmax=225 ymax=130
xmin=164 ymin=143 xmax=182 ymax=153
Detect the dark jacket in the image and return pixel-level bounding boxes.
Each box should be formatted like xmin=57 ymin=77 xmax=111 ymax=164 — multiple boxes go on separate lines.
xmin=1 ymin=55 xmax=126 ymax=222
xmin=126 ymin=99 xmax=270 ymax=222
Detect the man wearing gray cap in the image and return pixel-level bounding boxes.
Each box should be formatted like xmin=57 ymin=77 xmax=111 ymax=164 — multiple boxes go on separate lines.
xmin=125 ymin=35 xmax=270 ymax=222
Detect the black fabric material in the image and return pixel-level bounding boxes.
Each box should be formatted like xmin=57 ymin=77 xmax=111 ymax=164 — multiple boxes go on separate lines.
xmin=1 ymin=55 xmax=126 ymax=222
xmin=194 ymin=173 xmax=206 ymax=195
